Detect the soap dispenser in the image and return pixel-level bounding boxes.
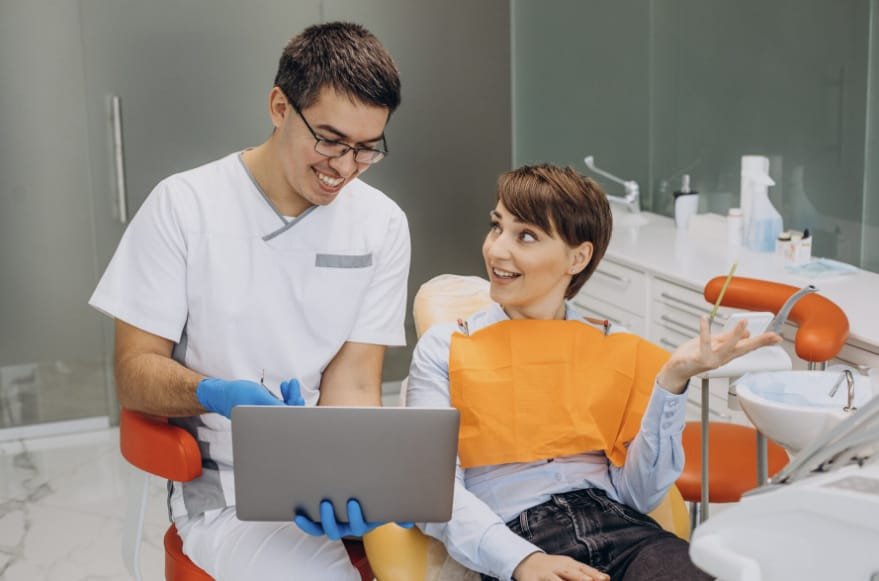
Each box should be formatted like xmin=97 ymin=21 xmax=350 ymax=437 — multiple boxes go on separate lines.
xmin=741 ymin=156 xmax=782 ymax=252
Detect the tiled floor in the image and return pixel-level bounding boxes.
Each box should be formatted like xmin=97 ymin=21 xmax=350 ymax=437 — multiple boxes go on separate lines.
xmin=0 ymin=428 xmax=167 ymax=580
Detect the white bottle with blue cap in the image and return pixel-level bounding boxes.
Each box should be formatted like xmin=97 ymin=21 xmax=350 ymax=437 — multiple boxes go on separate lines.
xmin=741 ymin=155 xmax=782 ymax=252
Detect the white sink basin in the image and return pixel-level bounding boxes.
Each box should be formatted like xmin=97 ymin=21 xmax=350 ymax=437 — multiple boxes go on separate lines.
xmin=736 ymin=369 xmax=874 ymax=454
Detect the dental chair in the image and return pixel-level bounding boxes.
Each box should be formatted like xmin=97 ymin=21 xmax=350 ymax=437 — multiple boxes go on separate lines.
xmin=675 ymin=276 xmax=850 ymax=526
xmin=119 ymin=408 xmax=373 ymax=581
xmin=363 ymin=274 xmax=691 ymax=581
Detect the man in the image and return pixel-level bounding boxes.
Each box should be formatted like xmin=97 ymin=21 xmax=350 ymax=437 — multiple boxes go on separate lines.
xmin=90 ymin=22 xmax=409 ymax=579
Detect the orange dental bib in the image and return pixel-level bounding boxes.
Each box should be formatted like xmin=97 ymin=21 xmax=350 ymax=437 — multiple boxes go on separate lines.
xmin=449 ymin=319 xmax=669 ymax=469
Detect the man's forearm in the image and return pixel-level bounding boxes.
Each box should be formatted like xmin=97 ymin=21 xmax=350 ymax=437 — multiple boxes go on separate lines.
xmin=115 ymin=351 xmax=206 ymax=417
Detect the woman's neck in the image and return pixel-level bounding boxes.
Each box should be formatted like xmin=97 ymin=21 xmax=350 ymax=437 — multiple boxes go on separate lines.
xmin=502 ymin=300 xmax=567 ymax=321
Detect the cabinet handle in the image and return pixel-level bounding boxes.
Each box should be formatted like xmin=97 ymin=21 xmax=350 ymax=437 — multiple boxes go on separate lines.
xmin=660 ymin=315 xmax=700 ymax=336
xmin=659 ymin=338 xmax=680 ymax=350
xmin=659 ymin=292 xmax=728 ymax=322
xmin=110 ymin=95 xmax=128 ymax=224
xmin=595 ymin=269 xmax=630 ymax=285
xmin=685 ymin=398 xmax=732 ymax=420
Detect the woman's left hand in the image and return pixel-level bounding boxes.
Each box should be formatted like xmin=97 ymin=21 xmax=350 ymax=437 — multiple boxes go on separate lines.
xmin=656 ymin=316 xmax=783 ymax=394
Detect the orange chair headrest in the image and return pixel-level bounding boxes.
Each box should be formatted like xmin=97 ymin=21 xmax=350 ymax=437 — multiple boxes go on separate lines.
xmin=704 ymin=276 xmax=849 ymax=363
xmin=413 ymin=274 xmax=492 ymax=338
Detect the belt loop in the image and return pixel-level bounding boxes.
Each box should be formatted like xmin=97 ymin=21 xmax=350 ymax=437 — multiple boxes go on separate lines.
xmin=518 ymin=511 xmax=531 ymax=538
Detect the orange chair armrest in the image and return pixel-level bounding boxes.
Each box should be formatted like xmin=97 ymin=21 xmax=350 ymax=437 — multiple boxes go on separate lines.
xmin=120 ymin=408 xmax=203 ymax=482
xmin=704 ymin=276 xmax=849 ymax=362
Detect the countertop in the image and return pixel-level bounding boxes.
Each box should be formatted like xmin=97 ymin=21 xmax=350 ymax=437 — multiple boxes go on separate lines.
xmin=603 ymin=210 xmax=879 ymax=351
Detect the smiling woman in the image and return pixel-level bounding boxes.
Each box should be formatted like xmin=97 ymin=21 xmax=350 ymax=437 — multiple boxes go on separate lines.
xmin=405 ymin=163 xmax=781 ymax=581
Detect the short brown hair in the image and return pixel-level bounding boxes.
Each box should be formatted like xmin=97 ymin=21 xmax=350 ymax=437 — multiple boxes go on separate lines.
xmin=274 ymin=22 xmax=401 ymax=113
xmin=496 ymin=164 xmax=612 ymax=299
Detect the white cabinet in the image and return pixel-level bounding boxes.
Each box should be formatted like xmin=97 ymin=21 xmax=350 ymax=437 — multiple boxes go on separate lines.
xmin=574 ymin=259 xmax=648 ymax=336
xmin=580 ymin=260 xmax=649 ymax=316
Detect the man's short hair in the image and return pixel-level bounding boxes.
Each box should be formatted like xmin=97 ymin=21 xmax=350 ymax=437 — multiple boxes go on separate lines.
xmin=274 ymin=22 xmax=401 ymax=113
xmin=496 ymin=164 xmax=613 ymax=299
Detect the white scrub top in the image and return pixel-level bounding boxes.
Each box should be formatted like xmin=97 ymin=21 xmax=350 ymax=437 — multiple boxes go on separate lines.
xmin=89 ymin=152 xmax=411 ymax=519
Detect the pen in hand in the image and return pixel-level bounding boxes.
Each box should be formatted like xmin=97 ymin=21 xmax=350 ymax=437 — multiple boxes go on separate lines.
xmin=709 ymin=261 xmax=738 ymax=329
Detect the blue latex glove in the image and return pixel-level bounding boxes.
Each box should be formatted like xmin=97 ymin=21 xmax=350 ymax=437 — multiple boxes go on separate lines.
xmin=196 ymin=378 xmax=284 ymax=419
xmin=294 ymin=499 xmax=413 ymax=541
xmin=280 ymin=378 xmax=306 ymax=406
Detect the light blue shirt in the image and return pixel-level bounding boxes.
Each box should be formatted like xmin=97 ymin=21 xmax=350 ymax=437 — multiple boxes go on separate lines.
xmin=406 ymin=303 xmax=688 ymax=581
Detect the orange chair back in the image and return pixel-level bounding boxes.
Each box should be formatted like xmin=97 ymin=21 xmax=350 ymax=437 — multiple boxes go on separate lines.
xmin=703 ymin=276 xmax=849 ymax=363
xmin=120 ymin=409 xmax=202 ymax=482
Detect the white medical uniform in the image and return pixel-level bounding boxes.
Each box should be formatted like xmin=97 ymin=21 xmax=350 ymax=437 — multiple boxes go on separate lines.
xmin=90 ymin=152 xmax=410 ymax=579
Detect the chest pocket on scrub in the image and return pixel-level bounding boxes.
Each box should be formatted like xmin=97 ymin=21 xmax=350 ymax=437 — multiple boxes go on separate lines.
xmin=304 ymin=252 xmax=375 ymax=332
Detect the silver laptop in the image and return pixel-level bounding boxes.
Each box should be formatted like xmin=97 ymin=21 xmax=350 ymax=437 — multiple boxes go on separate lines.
xmin=231 ymin=406 xmax=460 ymax=523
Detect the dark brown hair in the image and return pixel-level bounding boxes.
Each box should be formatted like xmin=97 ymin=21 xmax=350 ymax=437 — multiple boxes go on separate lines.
xmin=274 ymin=22 xmax=401 ymax=113
xmin=496 ymin=164 xmax=612 ymax=299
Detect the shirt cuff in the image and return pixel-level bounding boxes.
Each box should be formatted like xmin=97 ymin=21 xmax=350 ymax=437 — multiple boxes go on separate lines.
xmin=478 ymin=522 xmax=542 ymax=581
xmin=641 ymin=382 xmax=688 ymax=437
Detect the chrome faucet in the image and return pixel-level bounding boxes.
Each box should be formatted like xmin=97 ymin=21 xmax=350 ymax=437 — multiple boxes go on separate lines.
xmin=828 ymin=369 xmax=857 ymax=411
xmin=765 ymin=285 xmax=818 ymax=334
xmin=583 ymin=156 xmax=640 ymax=213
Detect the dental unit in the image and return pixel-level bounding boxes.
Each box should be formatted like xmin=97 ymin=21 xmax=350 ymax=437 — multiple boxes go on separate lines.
xmin=689 ymin=394 xmax=879 ymax=580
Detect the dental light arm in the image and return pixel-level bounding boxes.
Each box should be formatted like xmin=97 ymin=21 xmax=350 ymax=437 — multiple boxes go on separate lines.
xmin=583 ymin=155 xmax=641 ymax=213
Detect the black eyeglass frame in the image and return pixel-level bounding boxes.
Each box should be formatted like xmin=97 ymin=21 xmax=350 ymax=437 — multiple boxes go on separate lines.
xmin=292 ymin=103 xmax=388 ymax=165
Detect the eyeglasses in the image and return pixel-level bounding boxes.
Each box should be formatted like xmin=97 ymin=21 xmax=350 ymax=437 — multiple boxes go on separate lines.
xmin=293 ymin=104 xmax=388 ymax=165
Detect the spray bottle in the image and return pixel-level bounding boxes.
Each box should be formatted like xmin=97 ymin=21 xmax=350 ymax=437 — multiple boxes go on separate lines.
xmin=740 ymin=155 xmax=782 ymax=252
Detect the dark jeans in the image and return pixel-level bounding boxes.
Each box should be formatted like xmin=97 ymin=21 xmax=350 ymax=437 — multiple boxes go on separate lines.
xmin=482 ymin=488 xmax=712 ymax=581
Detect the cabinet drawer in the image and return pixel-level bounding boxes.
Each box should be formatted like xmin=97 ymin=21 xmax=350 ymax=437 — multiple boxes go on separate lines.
xmin=651 ymin=320 xmax=693 ymax=352
xmin=572 ymin=296 xmax=647 ymax=337
xmin=578 ymin=260 xmax=647 ymax=316
xmin=653 ymin=298 xmax=727 ymax=338
xmin=652 ymin=277 xmax=734 ymax=326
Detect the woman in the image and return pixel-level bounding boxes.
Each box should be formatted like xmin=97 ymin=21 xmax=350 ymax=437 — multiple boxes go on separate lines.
xmin=406 ymin=164 xmax=781 ymax=581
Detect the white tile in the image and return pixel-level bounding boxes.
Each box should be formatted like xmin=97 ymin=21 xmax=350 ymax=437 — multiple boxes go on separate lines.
xmin=0 ymin=426 xmax=171 ymax=580
xmin=1 ymin=559 xmax=47 ymax=581
xmin=0 ymin=507 xmax=26 ymax=547
xmin=0 ymin=429 xmax=118 ymax=503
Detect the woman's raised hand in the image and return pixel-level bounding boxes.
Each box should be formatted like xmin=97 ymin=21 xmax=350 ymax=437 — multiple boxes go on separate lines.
xmin=656 ymin=316 xmax=783 ymax=394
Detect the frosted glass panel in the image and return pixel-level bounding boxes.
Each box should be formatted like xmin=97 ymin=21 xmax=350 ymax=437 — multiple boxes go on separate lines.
xmin=651 ymin=0 xmax=869 ymax=266
xmin=514 ymin=0 xmax=876 ymax=271
xmin=0 ymin=1 xmax=111 ymax=429
xmin=513 ymin=1 xmax=651 ymax=201
xmin=862 ymin=0 xmax=879 ymax=273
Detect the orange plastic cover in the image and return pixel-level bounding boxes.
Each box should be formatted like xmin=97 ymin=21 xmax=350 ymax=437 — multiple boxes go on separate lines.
xmin=704 ymin=276 xmax=849 ymax=362
xmin=119 ymin=408 xmax=202 ymax=482
xmin=449 ymin=320 xmax=669 ymax=468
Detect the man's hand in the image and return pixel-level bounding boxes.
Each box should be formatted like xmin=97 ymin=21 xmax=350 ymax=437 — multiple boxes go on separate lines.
xmin=656 ymin=315 xmax=783 ymax=394
xmin=280 ymin=378 xmax=306 ymax=406
xmin=294 ymin=499 xmax=413 ymax=541
xmin=195 ymin=378 xmax=283 ymax=418
xmin=513 ymin=552 xmax=610 ymax=581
